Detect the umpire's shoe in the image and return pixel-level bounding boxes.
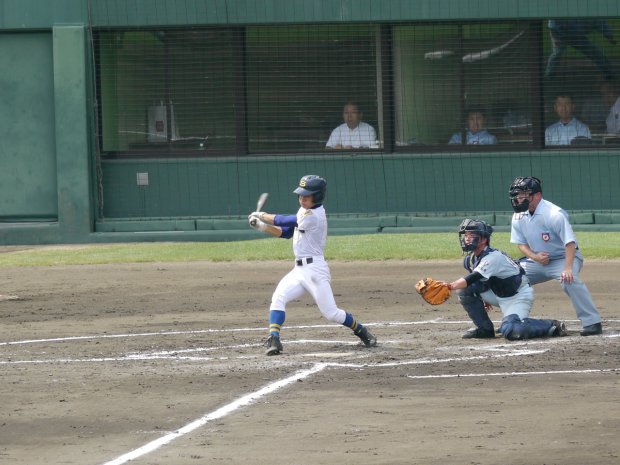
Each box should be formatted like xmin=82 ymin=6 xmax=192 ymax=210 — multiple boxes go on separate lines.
xmin=265 ymin=335 xmax=283 ymax=356
xmin=580 ymin=322 xmax=603 ymax=336
xmin=356 ymin=326 xmax=377 ymax=348
xmin=462 ymin=327 xmax=495 ymax=339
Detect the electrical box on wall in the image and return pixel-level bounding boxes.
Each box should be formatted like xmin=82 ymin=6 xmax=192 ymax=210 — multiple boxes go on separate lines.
xmin=147 ymin=101 xmax=179 ymax=143
xmin=136 ymin=172 xmax=149 ymax=186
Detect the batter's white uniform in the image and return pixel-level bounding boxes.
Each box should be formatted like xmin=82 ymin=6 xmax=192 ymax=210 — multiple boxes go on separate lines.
xmin=270 ymin=205 xmax=346 ymax=324
xmin=326 ymin=122 xmax=377 ymax=149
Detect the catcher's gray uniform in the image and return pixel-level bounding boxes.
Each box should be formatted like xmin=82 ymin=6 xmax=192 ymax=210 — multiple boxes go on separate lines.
xmin=463 ymin=247 xmax=557 ymax=340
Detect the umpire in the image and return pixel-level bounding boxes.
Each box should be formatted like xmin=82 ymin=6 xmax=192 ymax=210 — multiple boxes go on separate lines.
xmin=509 ymin=176 xmax=603 ymax=336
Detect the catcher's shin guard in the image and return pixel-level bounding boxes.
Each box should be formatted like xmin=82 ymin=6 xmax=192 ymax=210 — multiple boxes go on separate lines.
xmin=499 ymin=315 xmax=556 ymax=340
xmin=457 ymin=287 xmax=494 ymax=332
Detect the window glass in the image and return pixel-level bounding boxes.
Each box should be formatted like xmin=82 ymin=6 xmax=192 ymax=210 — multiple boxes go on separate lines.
xmin=97 ymin=29 xmax=239 ymax=155
xmin=245 ymin=25 xmax=379 ymax=152
xmin=393 ymin=22 xmax=535 ymax=148
xmin=542 ymin=19 xmax=620 ymax=146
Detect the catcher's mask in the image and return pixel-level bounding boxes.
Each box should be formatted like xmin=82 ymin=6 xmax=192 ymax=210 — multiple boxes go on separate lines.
xmin=459 ymin=218 xmax=493 ymax=252
xmin=293 ymin=175 xmax=327 ymax=204
xmin=509 ymin=176 xmax=542 ymax=213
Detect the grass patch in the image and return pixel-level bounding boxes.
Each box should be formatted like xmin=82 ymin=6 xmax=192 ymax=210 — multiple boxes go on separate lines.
xmin=1 ymin=232 xmax=619 ymax=267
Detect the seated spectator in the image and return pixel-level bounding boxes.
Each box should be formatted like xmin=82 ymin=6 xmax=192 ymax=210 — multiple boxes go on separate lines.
xmin=545 ymin=94 xmax=591 ymax=145
xmin=448 ymin=109 xmax=497 ymax=145
xmin=600 ymin=79 xmax=620 ymax=134
xmin=326 ymin=102 xmax=377 ymax=149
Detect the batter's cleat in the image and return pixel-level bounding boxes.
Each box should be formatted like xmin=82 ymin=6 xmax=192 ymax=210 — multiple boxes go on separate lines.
xmin=462 ymin=327 xmax=495 ymax=339
xmin=356 ymin=326 xmax=377 ymax=348
xmin=264 ymin=335 xmax=283 ymax=356
xmin=549 ymin=320 xmax=568 ymax=337
xmin=580 ymin=322 xmax=602 ymax=336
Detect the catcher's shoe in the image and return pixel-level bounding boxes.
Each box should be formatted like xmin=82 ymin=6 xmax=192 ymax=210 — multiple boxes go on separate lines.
xmin=549 ymin=320 xmax=568 ymax=337
xmin=264 ymin=335 xmax=283 ymax=356
xmin=356 ymin=326 xmax=377 ymax=347
xmin=462 ymin=327 xmax=495 ymax=339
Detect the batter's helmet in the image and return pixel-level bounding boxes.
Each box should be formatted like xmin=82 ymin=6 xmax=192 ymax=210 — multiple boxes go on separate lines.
xmin=509 ymin=176 xmax=542 ymax=213
xmin=293 ymin=175 xmax=327 ymax=204
xmin=458 ymin=218 xmax=493 ymax=252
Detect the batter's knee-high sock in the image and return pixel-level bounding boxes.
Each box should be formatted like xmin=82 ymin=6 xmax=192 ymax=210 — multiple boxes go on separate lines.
xmin=269 ymin=310 xmax=286 ymax=337
xmin=343 ymin=312 xmax=365 ymax=335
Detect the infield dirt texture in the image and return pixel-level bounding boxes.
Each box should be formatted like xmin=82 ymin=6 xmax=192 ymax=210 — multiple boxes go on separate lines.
xmin=1 ymin=260 xmax=618 ymax=465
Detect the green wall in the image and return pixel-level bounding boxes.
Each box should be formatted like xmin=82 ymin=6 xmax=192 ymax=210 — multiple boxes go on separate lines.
xmin=2 ymin=1 xmax=620 ymax=245
xmin=0 ymin=33 xmax=57 ymax=220
xmin=100 ymin=150 xmax=620 ymax=219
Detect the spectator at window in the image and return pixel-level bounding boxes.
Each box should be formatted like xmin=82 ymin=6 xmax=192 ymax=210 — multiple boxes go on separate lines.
xmin=326 ymin=102 xmax=377 ymax=149
xmin=600 ymin=79 xmax=620 ymax=134
xmin=545 ymin=94 xmax=591 ymax=145
xmin=448 ymin=108 xmax=497 ymax=145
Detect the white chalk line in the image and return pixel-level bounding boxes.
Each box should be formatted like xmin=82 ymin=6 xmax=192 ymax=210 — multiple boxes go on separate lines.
xmin=0 ymin=339 xmax=377 ymax=365
xmin=98 ymin=347 xmax=594 ymax=465
xmin=100 ymin=363 xmax=328 ymax=465
xmin=407 ymin=367 xmax=620 ymax=379
xmin=4 ymin=318 xmax=616 ymax=347
xmin=2 ymin=318 xmax=611 ymax=465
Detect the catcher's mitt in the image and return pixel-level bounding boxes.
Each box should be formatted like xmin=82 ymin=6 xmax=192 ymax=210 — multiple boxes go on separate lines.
xmin=415 ymin=277 xmax=451 ymax=305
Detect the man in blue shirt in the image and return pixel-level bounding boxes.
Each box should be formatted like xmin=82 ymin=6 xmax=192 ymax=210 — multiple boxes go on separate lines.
xmin=448 ymin=109 xmax=497 ymax=145
xmin=545 ymin=94 xmax=591 ymax=145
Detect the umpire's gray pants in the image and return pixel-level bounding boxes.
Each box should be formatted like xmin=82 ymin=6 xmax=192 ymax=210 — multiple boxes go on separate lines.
xmin=520 ymin=256 xmax=601 ymax=327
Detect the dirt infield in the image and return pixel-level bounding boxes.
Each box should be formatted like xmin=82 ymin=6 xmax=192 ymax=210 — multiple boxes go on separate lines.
xmin=0 ymin=260 xmax=618 ymax=465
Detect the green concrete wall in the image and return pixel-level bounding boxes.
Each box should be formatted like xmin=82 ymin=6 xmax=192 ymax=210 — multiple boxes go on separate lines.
xmin=2 ymin=1 xmax=620 ymax=244
xmin=0 ymin=33 xmax=57 ymax=220
xmin=99 ymin=150 xmax=620 ymax=219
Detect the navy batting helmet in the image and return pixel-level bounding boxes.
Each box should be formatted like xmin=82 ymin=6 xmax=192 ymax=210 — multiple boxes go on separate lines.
xmin=293 ymin=175 xmax=327 ymax=204
xmin=458 ymin=218 xmax=493 ymax=252
xmin=509 ymin=176 xmax=542 ymax=213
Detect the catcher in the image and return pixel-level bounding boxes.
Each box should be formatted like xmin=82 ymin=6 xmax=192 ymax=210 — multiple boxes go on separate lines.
xmin=248 ymin=175 xmax=377 ymax=355
xmin=418 ymin=218 xmax=568 ymax=341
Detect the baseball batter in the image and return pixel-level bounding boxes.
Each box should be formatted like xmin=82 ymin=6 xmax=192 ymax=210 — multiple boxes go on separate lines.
xmin=509 ymin=176 xmax=603 ymax=336
xmin=248 ymin=175 xmax=377 ymax=355
xmin=448 ymin=219 xmax=566 ymax=340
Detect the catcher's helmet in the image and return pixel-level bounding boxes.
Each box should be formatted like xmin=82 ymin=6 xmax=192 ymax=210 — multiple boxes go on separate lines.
xmin=509 ymin=176 xmax=542 ymax=213
xmin=293 ymin=175 xmax=327 ymax=204
xmin=459 ymin=218 xmax=493 ymax=252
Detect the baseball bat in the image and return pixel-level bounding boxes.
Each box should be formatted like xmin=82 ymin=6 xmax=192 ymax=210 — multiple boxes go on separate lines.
xmin=250 ymin=193 xmax=269 ymax=228
xmin=256 ymin=192 xmax=269 ymax=212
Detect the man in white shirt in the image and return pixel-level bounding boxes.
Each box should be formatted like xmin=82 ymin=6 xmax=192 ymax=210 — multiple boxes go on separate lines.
xmin=600 ymin=80 xmax=620 ymax=134
xmin=545 ymin=94 xmax=591 ymax=145
xmin=326 ymin=102 xmax=377 ymax=149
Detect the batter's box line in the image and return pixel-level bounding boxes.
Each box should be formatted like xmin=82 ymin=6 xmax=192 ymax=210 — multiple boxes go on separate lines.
xmin=2 ymin=319 xmax=617 ymax=347
xmin=407 ymin=367 xmax=620 ymax=380
xmin=99 ymin=348 xmax=548 ymax=465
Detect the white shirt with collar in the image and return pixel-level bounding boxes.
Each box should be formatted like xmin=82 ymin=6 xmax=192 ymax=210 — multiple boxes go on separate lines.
xmin=606 ymin=96 xmax=620 ymax=133
xmin=326 ymin=122 xmax=377 ymax=148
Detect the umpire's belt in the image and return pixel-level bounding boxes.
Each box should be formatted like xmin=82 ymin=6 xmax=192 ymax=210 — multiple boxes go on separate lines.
xmin=296 ymin=257 xmax=313 ymax=266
